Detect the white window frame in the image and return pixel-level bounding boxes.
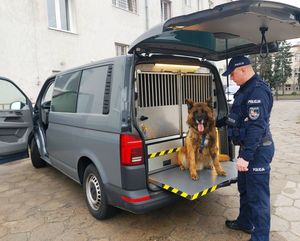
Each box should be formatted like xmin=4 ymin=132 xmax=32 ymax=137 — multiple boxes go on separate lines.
xmin=112 ymin=0 xmax=138 ymax=13
xmin=161 ymin=0 xmax=171 ymax=21
xmin=115 ymin=43 xmax=129 ymax=56
xmin=295 ymin=53 xmax=300 ymax=62
xmin=185 ymin=0 xmax=191 ymax=7
xmin=208 ymin=0 xmax=214 ymax=9
xmin=47 ymin=0 xmax=76 ymax=33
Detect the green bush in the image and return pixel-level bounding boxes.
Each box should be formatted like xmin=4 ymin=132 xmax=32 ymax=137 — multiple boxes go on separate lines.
xmin=291 ymin=92 xmax=297 ymax=95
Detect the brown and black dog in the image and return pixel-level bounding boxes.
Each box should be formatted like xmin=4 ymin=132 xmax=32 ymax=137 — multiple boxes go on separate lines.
xmin=177 ymin=98 xmax=227 ymax=180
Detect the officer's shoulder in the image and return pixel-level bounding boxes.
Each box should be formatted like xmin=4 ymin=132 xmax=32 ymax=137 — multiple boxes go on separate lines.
xmin=254 ymin=78 xmax=271 ymax=93
xmin=255 ymin=78 xmax=270 ymax=88
xmin=248 ymin=78 xmax=272 ymax=100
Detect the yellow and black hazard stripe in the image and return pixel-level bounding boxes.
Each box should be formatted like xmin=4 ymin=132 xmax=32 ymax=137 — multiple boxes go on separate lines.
xmin=148 ymin=147 xmax=182 ymax=159
xmin=162 ymin=184 xmax=218 ymax=200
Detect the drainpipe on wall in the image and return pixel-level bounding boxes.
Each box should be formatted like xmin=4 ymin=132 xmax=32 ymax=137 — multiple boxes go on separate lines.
xmin=145 ymin=0 xmax=149 ymax=30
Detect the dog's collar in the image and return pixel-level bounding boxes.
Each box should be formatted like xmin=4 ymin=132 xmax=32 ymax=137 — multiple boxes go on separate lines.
xmin=199 ymin=134 xmax=207 ymax=153
xmin=187 ymin=128 xmax=207 ymax=152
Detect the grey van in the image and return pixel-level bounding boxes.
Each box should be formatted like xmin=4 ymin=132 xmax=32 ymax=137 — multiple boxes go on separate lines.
xmin=1 ymin=1 xmax=300 ymax=220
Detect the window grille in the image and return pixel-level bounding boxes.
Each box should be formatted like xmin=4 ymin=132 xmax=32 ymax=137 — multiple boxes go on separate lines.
xmin=112 ymin=0 xmax=137 ymax=13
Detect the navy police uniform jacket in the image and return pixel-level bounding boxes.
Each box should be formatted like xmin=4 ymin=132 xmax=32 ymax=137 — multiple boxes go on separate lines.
xmin=226 ymin=74 xmax=273 ymax=165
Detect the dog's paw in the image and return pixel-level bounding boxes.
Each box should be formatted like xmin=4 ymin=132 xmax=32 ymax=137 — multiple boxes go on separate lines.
xmin=217 ymin=170 xmax=227 ymax=176
xmin=191 ymin=173 xmax=199 ymax=180
xmin=179 ymin=165 xmax=185 ymax=171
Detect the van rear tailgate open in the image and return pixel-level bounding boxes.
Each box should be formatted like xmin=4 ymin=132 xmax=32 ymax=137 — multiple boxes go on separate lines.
xmin=149 ymin=161 xmax=237 ymax=200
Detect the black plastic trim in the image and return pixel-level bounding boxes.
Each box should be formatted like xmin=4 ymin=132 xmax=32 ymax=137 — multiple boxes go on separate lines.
xmin=218 ymin=177 xmax=237 ymax=188
xmin=121 ymin=165 xmax=147 ymax=190
xmin=102 ymin=65 xmax=113 ymax=115
xmin=0 ymin=150 xmax=29 ymax=164
xmin=105 ymin=183 xmax=180 ymax=214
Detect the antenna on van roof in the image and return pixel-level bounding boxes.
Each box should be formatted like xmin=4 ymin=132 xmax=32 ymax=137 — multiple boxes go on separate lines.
xmin=259 ymin=26 xmax=269 ymax=58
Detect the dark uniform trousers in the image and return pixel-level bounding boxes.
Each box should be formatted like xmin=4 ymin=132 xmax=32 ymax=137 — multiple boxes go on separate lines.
xmin=237 ymin=143 xmax=274 ymax=241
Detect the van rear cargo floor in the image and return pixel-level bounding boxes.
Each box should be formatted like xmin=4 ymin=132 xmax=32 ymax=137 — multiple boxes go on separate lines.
xmin=149 ymin=161 xmax=237 ymax=200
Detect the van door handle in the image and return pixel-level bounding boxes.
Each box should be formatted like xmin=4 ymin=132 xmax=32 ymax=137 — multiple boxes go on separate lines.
xmin=140 ymin=115 xmax=148 ymax=121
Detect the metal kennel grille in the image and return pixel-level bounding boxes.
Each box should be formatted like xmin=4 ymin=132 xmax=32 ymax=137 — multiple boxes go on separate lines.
xmin=137 ymin=72 xmax=178 ymax=107
xmin=136 ymin=71 xmax=214 ymax=173
xmin=137 ymin=72 xmax=213 ymax=107
xmin=181 ymin=74 xmax=213 ymax=103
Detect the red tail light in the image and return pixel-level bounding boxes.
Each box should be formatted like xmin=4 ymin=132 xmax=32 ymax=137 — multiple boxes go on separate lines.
xmin=120 ymin=134 xmax=144 ymax=166
xmin=121 ymin=195 xmax=150 ymax=203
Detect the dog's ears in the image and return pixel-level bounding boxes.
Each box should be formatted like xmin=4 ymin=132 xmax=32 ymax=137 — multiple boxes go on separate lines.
xmin=185 ymin=99 xmax=194 ymax=110
xmin=206 ymin=97 xmax=213 ymax=110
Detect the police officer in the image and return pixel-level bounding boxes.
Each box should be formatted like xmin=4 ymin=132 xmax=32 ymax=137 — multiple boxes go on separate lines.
xmin=218 ymin=56 xmax=275 ymax=241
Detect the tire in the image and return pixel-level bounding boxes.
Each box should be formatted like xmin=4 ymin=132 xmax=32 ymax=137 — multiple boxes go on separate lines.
xmin=30 ymin=138 xmax=47 ymax=168
xmin=83 ymin=164 xmax=116 ymax=220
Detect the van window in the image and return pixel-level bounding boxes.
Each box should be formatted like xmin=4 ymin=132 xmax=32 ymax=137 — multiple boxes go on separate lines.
xmin=0 ymin=80 xmax=26 ymax=110
xmin=42 ymin=82 xmax=54 ymax=105
xmin=77 ymin=66 xmax=108 ymax=114
xmin=51 ymin=71 xmax=81 ymax=113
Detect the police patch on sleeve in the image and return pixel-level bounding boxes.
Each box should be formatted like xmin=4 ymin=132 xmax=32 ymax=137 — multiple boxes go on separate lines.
xmin=248 ymin=106 xmax=260 ymax=120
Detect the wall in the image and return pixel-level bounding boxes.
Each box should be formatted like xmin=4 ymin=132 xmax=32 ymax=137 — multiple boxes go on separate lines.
xmin=0 ymin=0 xmax=228 ymax=100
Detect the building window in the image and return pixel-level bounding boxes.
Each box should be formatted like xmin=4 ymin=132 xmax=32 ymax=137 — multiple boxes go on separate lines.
xmin=161 ymin=0 xmax=171 ymax=21
xmin=115 ymin=43 xmax=128 ymax=56
xmin=112 ymin=0 xmax=137 ymax=13
xmin=47 ymin=0 xmax=74 ymax=32
xmin=285 ymin=84 xmax=291 ymax=91
xmin=185 ymin=0 xmax=191 ymax=6
xmin=295 ymin=53 xmax=300 ymax=62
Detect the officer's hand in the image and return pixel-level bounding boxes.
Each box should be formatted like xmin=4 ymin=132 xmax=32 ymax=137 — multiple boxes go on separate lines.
xmin=236 ymin=157 xmax=249 ymax=172
xmin=216 ymin=116 xmax=228 ymax=128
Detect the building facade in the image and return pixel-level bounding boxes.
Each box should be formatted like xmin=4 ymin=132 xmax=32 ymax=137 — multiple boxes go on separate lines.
xmin=284 ymin=43 xmax=300 ymax=93
xmin=1 ymin=0 xmax=231 ymax=100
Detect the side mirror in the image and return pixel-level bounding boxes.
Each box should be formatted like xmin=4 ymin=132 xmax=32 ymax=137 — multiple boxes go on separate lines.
xmin=10 ymin=101 xmax=22 ymax=110
xmin=41 ymin=101 xmax=51 ymax=109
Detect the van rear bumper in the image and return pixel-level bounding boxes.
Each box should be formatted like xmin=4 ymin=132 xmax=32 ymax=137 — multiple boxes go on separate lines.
xmin=105 ymin=184 xmax=179 ymax=214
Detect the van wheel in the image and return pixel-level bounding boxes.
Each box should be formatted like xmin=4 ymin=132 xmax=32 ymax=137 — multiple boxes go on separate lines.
xmin=83 ymin=164 xmax=116 ymax=220
xmin=30 ymin=138 xmax=46 ymax=168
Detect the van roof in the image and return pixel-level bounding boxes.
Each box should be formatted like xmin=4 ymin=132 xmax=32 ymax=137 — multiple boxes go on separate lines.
xmin=56 ymin=55 xmax=129 ymax=76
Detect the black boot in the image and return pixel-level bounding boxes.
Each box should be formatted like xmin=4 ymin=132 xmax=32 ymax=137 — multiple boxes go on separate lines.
xmin=225 ymin=220 xmax=254 ymax=234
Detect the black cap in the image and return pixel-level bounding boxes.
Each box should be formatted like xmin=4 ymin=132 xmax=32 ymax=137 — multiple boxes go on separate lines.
xmin=222 ymin=56 xmax=251 ymax=76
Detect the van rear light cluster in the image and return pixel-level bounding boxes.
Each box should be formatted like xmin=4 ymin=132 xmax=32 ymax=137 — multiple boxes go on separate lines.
xmin=121 ymin=195 xmax=150 ymax=203
xmin=120 ymin=134 xmax=144 ymax=166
